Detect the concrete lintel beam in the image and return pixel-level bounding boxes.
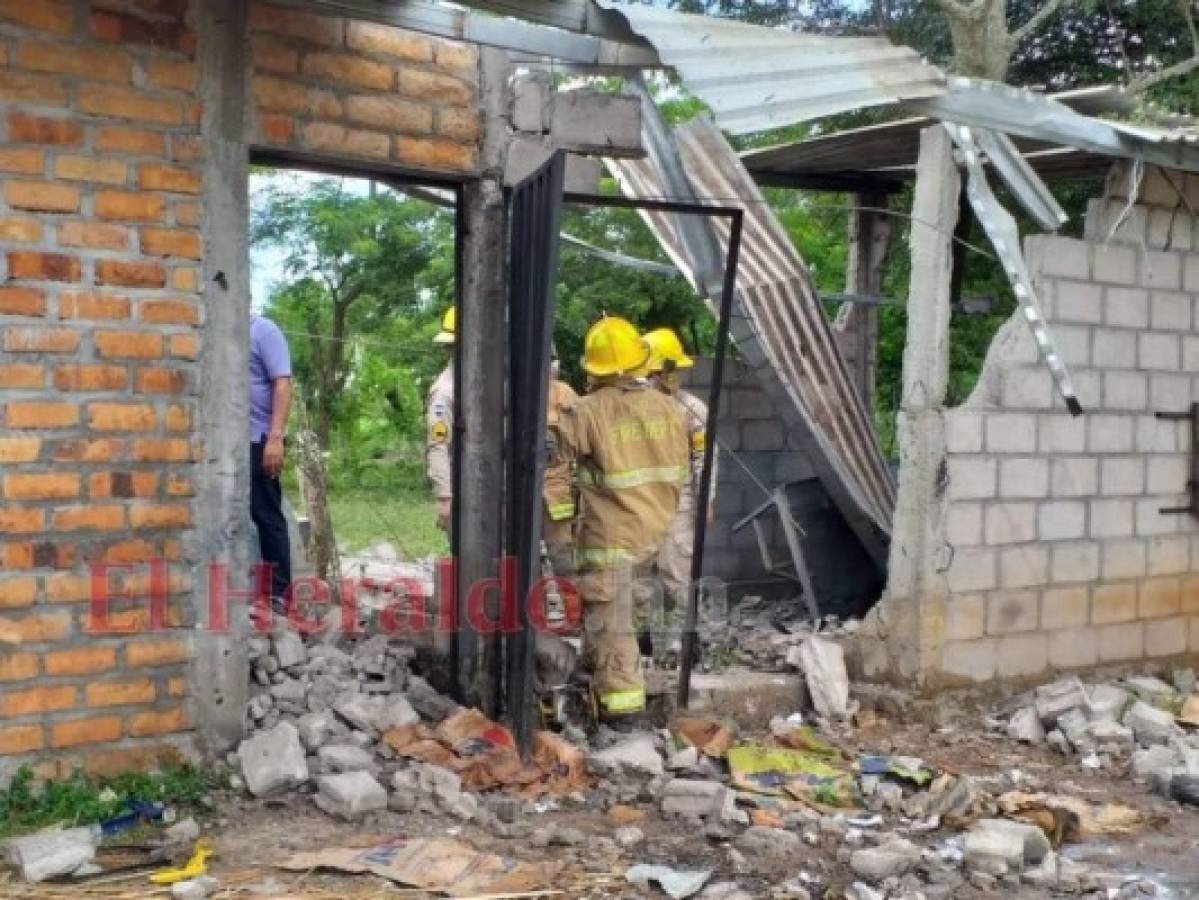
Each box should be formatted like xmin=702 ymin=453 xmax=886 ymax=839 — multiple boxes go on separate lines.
xmin=548 ymin=89 xmax=643 ymax=158
xmin=504 ymin=137 xmax=602 ymax=192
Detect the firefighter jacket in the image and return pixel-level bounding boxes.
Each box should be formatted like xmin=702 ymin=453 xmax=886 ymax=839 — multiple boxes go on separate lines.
xmin=543 ymin=378 xmax=579 ymax=522
xmin=425 ymin=363 xmax=453 ymax=500
xmin=552 ymin=379 xmax=689 ymax=568
xmin=674 ymin=389 xmax=716 ymax=512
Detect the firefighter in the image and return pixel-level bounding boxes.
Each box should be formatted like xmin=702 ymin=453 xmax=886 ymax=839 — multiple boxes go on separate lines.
xmin=542 ymin=347 xmax=579 ymax=576
xmin=427 ymin=307 xmax=455 ymax=531
xmin=550 ymin=316 xmax=689 ymax=721
xmin=642 ymin=327 xmax=715 ymax=656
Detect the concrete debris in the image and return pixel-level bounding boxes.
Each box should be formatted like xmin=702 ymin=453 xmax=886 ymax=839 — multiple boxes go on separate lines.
xmin=614 ymin=826 xmax=645 ymax=848
xmin=734 ymin=826 xmax=802 ymax=857
xmin=1033 ymin=679 xmax=1088 ymax=726
xmin=314 ymin=771 xmax=388 ymax=820
xmin=588 ymin=734 xmax=664 ymax=778
xmin=626 ymin=863 xmax=712 ymax=899
xmin=272 ymin=627 xmax=308 ymax=670
xmin=163 ymin=817 xmax=201 ymax=846
xmin=1125 ymin=676 xmax=1176 ymax=705
xmin=796 ymin=637 xmax=850 ymax=719
xmin=237 ymin=721 xmax=309 ymax=797
xmin=1006 ymin=706 xmax=1044 ymax=744
xmin=3 ymin=826 xmax=99 ymax=883
xmin=970 ymin=819 xmax=1050 ymax=866
xmin=848 ymin=837 xmax=921 ymax=882
xmin=1085 ymin=684 xmax=1129 ymax=722
xmin=964 ymin=822 xmax=1026 ymax=875
xmin=1122 ymin=700 xmax=1179 ymax=747
xmin=660 ymin=779 xmax=730 ymax=821
xmin=317 ymin=743 xmax=376 ymax=773
xmin=171 ymin=876 xmax=220 ymax=899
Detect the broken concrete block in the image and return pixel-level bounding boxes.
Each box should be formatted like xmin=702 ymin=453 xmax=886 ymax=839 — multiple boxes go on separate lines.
xmin=668 ymin=746 xmax=700 ymax=771
xmin=317 ymin=744 xmax=376 ymax=773
xmin=171 ymin=876 xmax=219 ymax=899
xmin=1085 ymin=718 xmax=1134 ymax=754
xmin=443 ymin=790 xmax=479 ymax=821
xmin=3 ymin=826 xmax=99 ymax=883
xmin=849 ymin=837 xmax=922 ymax=882
xmin=1057 ymin=708 xmax=1093 ymax=751
xmin=588 ymin=734 xmax=664 ymax=778
xmin=237 ymin=721 xmax=309 ymax=797
xmin=797 ymin=637 xmax=850 ymax=719
xmin=1131 ymin=745 xmax=1179 ymax=781
xmin=1034 ymin=679 xmax=1087 ymax=726
xmin=272 ymin=629 xmax=307 ymax=669
xmin=614 ymin=826 xmax=644 ymax=849
xmin=734 ymin=826 xmax=802 ymax=857
xmin=296 ymin=712 xmax=332 ymax=752
xmin=512 ymin=71 xmax=550 ymax=133
xmin=549 ymin=88 xmax=642 ymax=157
xmin=1007 ymin=706 xmax=1045 ymax=744
xmin=404 ymin=675 xmax=457 ymax=722
xmin=966 ymin=819 xmax=1048 ymax=874
xmin=1125 ymin=676 xmax=1176 ymax=705
xmin=314 ymin=771 xmax=387 ymax=820
xmin=660 ymin=779 xmax=729 ymax=821
xmin=333 ymin=691 xmax=419 ymax=734
xmin=270 ymin=677 xmax=306 ymax=704
xmin=1084 ymin=684 xmax=1129 ymax=721
xmin=1123 ymin=700 xmax=1179 ymax=746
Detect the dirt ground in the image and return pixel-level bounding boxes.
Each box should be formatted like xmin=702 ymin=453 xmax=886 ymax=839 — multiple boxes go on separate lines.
xmin=185 ymin=698 xmax=1199 ymax=899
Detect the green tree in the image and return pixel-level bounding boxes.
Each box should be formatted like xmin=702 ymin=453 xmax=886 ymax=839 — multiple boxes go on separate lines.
xmin=251 ymin=180 xmax=449 ymax=448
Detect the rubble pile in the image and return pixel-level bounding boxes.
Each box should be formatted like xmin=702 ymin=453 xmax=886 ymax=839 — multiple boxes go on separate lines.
xmin=699 ymin=595 xmax=861 ymax=672
xmin=998 ymin=671 xmax=1199 ymax=804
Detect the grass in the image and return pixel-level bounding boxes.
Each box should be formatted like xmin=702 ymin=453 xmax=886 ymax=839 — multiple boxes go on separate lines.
xmin=0 ymin=764 xmax=223 ymax=839
xmin=328 ymin=486 xmax=448 ymax=559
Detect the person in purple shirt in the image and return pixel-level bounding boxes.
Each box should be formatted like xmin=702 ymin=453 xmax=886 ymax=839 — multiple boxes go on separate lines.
xmin=250 ymin=314 xmax=293 ymax=605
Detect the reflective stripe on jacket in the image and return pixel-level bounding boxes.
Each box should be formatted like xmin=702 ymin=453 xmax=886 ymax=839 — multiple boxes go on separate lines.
xmin=543 ymin=378 xmax=578 ymax=521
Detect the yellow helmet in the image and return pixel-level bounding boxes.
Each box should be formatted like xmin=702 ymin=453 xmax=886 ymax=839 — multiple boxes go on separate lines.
xmin=582 ymin=316 xmax=650 ymax=377
xmin=643 ymin=327 xmax=694 ymax=373
xmin=433 ymin=307 xmax=456 ymax=345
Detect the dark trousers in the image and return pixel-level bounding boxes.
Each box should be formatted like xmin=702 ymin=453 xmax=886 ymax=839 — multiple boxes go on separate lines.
xmin=251 ymin=441 xmax=291 ymax=600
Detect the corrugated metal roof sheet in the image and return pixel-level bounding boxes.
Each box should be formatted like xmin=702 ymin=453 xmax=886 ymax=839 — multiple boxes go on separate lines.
xmin=607 ymin=120 xmax=897 ymax=545
xmin=594 ymin=0 xmax=945 ymax=135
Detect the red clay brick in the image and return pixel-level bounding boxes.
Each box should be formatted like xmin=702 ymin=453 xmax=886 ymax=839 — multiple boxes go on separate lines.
xmin=89 ymin=470 xmax=157 ymax=498
xmin=0 ymin=613 xmax=72 ymax=647
xmin=0 ymin=287 xmax=44 ymax=316
xmin=0 ymin=652 xmax=38 ymax=680
xmin=174 ymin=201 xmax=199 ymax=227
xmin=95 ymin=259 xmax=166 ymax=288
xmin=45 ymin=574 xmax=91 ymax=604
xmin=126 ymin=638 xmax=189 ymax=667
xmin=128 ymin=706 xmax=189 ymax=737
xmin=53 ymin=438 xmax=123 ymax=463
xmin=249 ymin=4 xmax=343 ymax=46
xmin=7 ymin=251 xmax=80 ymax=281
xmin=53 ymin=504 xmax=125 ymax=531
xmin=0 ymin=437 xmax=40 ymax=463
xmin=433 ymin=38 xmax=477 ymax=73
xmin=17 ymin=40 xmax=133 ymax=83
xmin=99 ymin=538 xmax=159 ymax=564
xmin=51 ymin=715 xmax=122 ymax=748
xmin=55 ymin=155 xmax=128 ymax=185
xmin=0 ymin=71 xmax=68 ymax=106
xmin=302 ymin=51 xmax=393 ymax=90
xmin=86 ymin=679 xmax=154 ymax=708
xmin=165 ymin=475 xmax=193 ymax=496
xmin=168 ymin=333 xmax=198 ymax=359
xmin=132 ymin=438 xmax=190 ymax=462
xmin=251 ymin=35 xmax=299 ymax=73
xmin=130 ymin=504 xmax=189 ymax=528
xmin=258 ymin=112 xmax=294 ymax=145
xmin=164 ymin=405 xmax=190 ymax=432
xmin=5 ymin=401 xmax=78 ymax=429
xmin=96 ymin=127 xmax=164 ymax=156
xmin=303 ymin=121 xmax=389 ymax=159
xmin=88 ymin=402 xmax=156 ymax=432
xmin=0 ymin=217 xmax=42 ymax=242
xmin=45 ymin=646 xmax=116 ymax=676
xmin=251 ymin=74 xmax=307 ymax=114
xmin=134 ymin=368 xmax=188 ymax=394
xmin=394 ymin=135 xmax=476 ymax=172
xmin=170 ymin=268 xmax=198 ymax=292
xmin=169 ymin=134 xmax=204 ymax=163
xmin=346 ymin=21 xmax=432 ymax=62
xmin=139 ymin=228 xmax=201 ymax=260
xmin=137 ymin=164 xmax=201 ymax=194
xmin=139 ymin=298 xmax=198 ymax=324
xmin=397 ymin=68 xmax=473 ymax=106
xmin=76 ymin=85 xmax=182 ymax=125
xmin=0 ymin=364 xmax=43 ymax=389
xmin=0 ymin=147 xmax=45 ymax=174
xmin=0 ymin=577 xmax=37 ymax=607
xmin=95 ymin=190 xmax=166 ymax=221
xmin=5 ymin=182 xmax=80 ymax=213
xmin=58 ymin=221 xmax=130 ymax=250
xmin=95 ymin=330 xmax=163 ymax=359
xmin=4 ymin=471 xmax=79 ymax=499
xmin=0 ymin=724 xmax=43 ymax=754
xmin=90 ymin=10 xmax=195 ymax=55
xmin=436 ymin=106 xmax=480 ymax=143
xmin=3 ymin=327 xmax=79 ymax=353
xmin=146 ymin=59 xmax=197 ymax=91
xmin=7 ymin=112 xmax=82 ymax=145
xmin=54 ymin=365 xmax=126 ymax=392
xmin=59 ymin=291 xmax=130 ymax=320
xmin=82 ymin=742 xmax=183 ymax=776
xmin=344 ymin=94 xmax=432 ymax=132
xmin=0 ymin=1 xmax=74 ymax=35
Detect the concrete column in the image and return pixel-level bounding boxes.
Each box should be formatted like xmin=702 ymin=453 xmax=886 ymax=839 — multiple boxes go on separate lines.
xmin=192 ymin=0 xmax=252 ymax=751
xmin=454 ymin=48 xmax=511 ymax=712
xmin=859 ymin=127 xmax=959 ymax=683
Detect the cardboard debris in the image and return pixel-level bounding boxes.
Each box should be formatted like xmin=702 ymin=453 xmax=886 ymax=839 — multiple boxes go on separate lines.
xmin=1178 ymin=695 xmax=1199 ymax=727
xmin=674 ymin=718 xmax=735 ymax=758
xmin=383 ymin=709 xmax=588 ymax=795
xmin=996 ymin=792 xmax=1148 ymax=841
xmin=278 ymin=837 xmax=558 ymax=896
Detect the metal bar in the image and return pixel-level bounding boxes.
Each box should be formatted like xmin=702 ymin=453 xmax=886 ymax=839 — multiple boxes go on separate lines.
xmin=563 ymin=191 xmax=742 ymax=217
xmin=678 ymin=207 xmax=743 ymax=710
xmin=774 ymin=487 xmax=820 ymax=622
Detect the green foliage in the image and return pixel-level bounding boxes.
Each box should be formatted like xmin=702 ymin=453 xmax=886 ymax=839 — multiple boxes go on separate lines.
xmin=0 ymin=764 xmax=221 ymax=838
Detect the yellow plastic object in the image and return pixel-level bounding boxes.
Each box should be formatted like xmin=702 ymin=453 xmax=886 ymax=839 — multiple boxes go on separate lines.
xmin=149 ymin=838 xmax=213 ymax=885
xmin=433 ymin=306 xmax=456 ymax=345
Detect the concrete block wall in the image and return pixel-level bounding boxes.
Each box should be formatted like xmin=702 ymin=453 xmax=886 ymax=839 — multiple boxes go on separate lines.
xmin=935 ymin=166 xmax=1199 ymax=683
xmin=0 ymin=0 xmax=485 ymax=775
xmin=685 ymin=357 xmax=815 ymax=587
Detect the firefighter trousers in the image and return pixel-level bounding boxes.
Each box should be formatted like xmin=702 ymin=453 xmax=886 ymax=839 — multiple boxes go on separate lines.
xmin=578 ymin=551 xmax=656 ymax=716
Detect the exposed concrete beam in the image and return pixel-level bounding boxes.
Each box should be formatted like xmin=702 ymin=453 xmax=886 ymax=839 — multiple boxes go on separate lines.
xmin=193 ymin=0 xmax=253 ymax=753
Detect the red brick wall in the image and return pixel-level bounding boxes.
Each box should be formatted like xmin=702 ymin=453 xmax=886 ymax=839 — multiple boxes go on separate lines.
xmin=0 ymin=0 xmax=201 ymax=778
xmin=248 ymin=1 xmax=481 ymax=173
xmin=0 ymin=1 xmax=483 ymax=776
